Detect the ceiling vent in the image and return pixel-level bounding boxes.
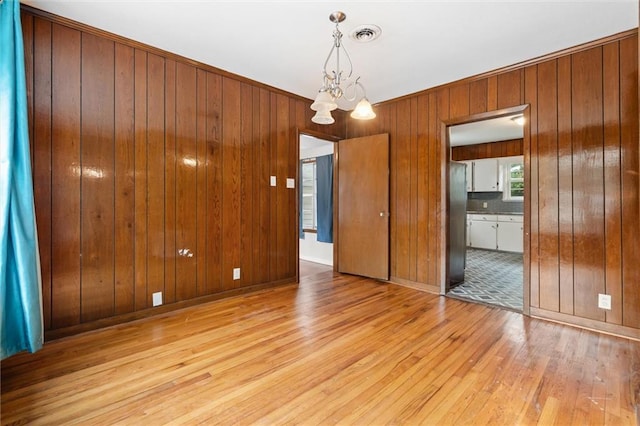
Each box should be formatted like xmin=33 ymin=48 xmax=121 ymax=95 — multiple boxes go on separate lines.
xmin=350 ymin=25 xmax=382 ymax=43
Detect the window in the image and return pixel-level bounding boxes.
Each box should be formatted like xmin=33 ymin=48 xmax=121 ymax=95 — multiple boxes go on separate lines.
xmin=502 ymin=159 xmax=524 ymax=201
xmin=301 ymin=160 xmax=317 ymax=231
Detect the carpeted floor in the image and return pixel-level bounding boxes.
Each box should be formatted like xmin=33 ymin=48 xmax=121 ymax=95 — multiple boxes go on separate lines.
xmin=447 ymin=248 xmax=523 ymax=311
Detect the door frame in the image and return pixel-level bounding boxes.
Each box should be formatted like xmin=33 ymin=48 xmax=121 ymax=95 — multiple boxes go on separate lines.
xmin=296 ymin=129 xmax=341 ymax=281
xmin=440 ymin=105 xmax=531 ymax=316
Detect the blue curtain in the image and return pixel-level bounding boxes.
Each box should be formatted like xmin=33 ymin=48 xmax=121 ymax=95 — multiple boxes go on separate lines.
xmin=316 ymin=155 xmax=333 ymax=243
xmin=1 ymin=0 xmax=44 ymax=360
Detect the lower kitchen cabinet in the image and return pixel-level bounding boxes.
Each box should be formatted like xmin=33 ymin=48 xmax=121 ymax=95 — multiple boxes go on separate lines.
xmin=468 ymin=214 xmax=498 ymax=250
xmin=467 ymin=214 xmax=523 ymax=253
xmin=496 ymin=215 xmax=524 ymax=253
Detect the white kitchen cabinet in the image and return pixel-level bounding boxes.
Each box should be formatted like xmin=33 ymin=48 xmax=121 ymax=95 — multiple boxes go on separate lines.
xmin=461 ymin=158 xmax=500 ymax=192
xmin=497 ymin=215 xmax=523 ymax=253
xmin=472 ymin=158 xmax=500 ymax=191
xmin=468 ymin=214 xmax=523 ymax=253
xmin=468 ymin=214 xmax=498 ymax=250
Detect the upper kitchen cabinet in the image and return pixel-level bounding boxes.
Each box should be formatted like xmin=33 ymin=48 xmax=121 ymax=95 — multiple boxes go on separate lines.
xmin=463 ymin=158 xmax=500 ymax=192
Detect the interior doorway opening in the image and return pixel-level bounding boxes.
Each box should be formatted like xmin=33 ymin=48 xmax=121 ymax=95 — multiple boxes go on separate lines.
xmin=443 ymin=106 xmax=529 ymax=313
xmin=299 ymin=134 xmax=335 ymax=278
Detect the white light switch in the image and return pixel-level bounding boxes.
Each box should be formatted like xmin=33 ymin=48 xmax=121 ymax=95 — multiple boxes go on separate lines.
xmin=233 ymin=268 xmax=241 ymax=280
xmin=286 ymin=178 xmax=295 ymax=189
xmin=270 ymin=176 xmax=277 ymax=187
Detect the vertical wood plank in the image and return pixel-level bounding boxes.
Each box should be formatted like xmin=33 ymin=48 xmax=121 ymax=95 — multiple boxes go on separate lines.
xmin=572 ymin=47 xmax=605 ymax=321
xmin=51 ymin=24 xmax=81 ymax=328
xmin=409 ymin=97 xmax=419 ymax=282
xmin=620 ymin=35 xmax=640 ymax=328
xmin=449 ymin=84 xmax=470 ymax=119
xmin=395 ymin=99 xmax=411 ymax=280
xmin=557 ymin=56 xmax=574 ymax=315
xmin=275 ymin=94 xmax=290 ymax=281
xmin=222 ymin=77 xmax=241 ymax=289
xmin=388 ymin=102 xmax=398 ymax=279
xmin=497 ymin=70 xmax=522 ymax=109
xmin=256 ymin=88 xmax=271 ymax=284
xmin=32 ymin=17 xmax=53 ymax=329
xmin=487 ymin=76 xmax=498 ymax=111
xmin=163 ymin=59 xmax=177 ymax=304
xmin=416 ymin=94 xmax=429 ymax=283
xmin=469 ymin=79 xmax=488 ymax=115
xmin=288 ymin=99 xmax=298 ymax=279
xmin=536 ymin=60 xmax=560 ymax=312
xmin=195 ymin=69 xmax=207 ymax=295
xmin=175 ymin=62 xmax=198 ymax=300
xmin=602 ymin=42 xmax=622 ymax=325
xmin=524 ymin=65 xmax=539 ymax=309
xmin=134 ymin=49 xmax=148 ymax=311
xmin=427 ymin=94 xmax=438 ymax=286
xmin=114 ymin=43 xmax=135 ymax=315
xmin=146 ymin=53 xmax=166 ymax=303
xmin=269 ymin=93 xmax=278 ymax=282
xmin=80 ymin=33 xmax=115 ymax=322
xmin=206 ymin=72 xmax=223 ymax=294
xmin=240 ymin=83 xmax=254 ymax=287
xmin=436 ymin=89 xmax=450 ymax=288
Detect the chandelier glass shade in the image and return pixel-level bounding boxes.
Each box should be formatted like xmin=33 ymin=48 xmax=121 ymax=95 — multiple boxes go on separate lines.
xmin=311 ymin=11 xmax=375 ymax=125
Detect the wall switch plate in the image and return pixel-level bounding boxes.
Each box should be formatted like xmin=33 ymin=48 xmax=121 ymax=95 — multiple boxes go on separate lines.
xmin=286 ymin=178 xmax=295 ymax=189
xmin=233 ymin=268 xmax=241 ymax=280
xmin=483 ymin=202 xmax=488 ymax=208
xmin=270 ymin=176 xmax=277 ymax=187
xmin=598 ymin=293 xmax=611 ymax=310
xmin=152 ymin=292 xmax=163 ymax=307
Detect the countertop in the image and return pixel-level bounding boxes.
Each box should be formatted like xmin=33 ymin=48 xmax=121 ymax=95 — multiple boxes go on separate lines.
xmin=466 ymin=211 xmax=523 ymax=215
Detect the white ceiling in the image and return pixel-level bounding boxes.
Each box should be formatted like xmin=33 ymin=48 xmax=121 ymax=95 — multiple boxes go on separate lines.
xmin=449 ymin=114 xmax=524 ymax=146
xmin=22 ymin=1 xmax=638 ymax=108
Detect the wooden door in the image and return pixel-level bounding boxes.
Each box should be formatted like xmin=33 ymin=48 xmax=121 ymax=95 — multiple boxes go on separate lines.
xmin=337 ymin=134 xmax=389 ymax=280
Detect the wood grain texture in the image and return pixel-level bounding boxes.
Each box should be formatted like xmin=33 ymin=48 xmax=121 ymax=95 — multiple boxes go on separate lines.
xmin=51 ymin=23 xmax=81 ymax=328
xmin=2 ymin=273 xmax=638 ymax=425
xmin=346 ymin=32 xmax=638 ymax=336
xmin=114 ymin=43 xmax=136 ymax=315
xmin=80 ymin=32 xmax=115 ymax=322
xmin=23 ymin=8 xmax=329 ymax=337
xmin=32 ymin=16 xmax=53 ymax=329
xmin=571 ymin=47 xmax=605 ymax=322
xmin=451 ymin=139 xmax=523 ymax=161
xmin=536 ymin=60 xmax=559 ymax=312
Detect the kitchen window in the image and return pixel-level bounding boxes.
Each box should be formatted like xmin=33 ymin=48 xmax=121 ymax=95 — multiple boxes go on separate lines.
xmin=502 ymin=159 xmax=524 ymax=201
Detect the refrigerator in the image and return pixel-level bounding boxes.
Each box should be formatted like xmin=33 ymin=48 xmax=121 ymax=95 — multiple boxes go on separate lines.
xmin=448 ymin=161 xmax=467 ymax=287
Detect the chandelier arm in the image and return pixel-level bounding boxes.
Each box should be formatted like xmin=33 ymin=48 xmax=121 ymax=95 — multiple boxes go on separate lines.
xmin=342 ymin=77 xmax=365 ymax=103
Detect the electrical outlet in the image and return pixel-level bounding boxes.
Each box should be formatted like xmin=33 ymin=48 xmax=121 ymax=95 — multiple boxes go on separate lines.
xmin=270 ymin=176 xmax=277 ymax=187
xmin=598 ymin=293 xmax=611 ymax=310
xmin=152 ymin=292 xmax=163 ymax=307
xmin=482 ymin=202 xmax=488 ymax=208
xmin=286 ymin=178 xmax=295 ymax=189
xmin=233 ymin=268 xmax=241 ymax=280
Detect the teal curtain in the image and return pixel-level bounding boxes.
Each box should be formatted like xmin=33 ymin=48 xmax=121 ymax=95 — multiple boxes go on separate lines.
xmin=316 ymin=155 xmax=333 ymax=243
xmin=1 ymin=0 xmax=44 ymax=360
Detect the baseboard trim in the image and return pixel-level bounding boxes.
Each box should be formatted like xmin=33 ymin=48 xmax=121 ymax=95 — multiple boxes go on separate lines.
xmin=389 ymin=276 xmax=440 ymax=295
xmin=530 ymin=307 xmax=640 ymax=341
xmin=44 ymin=278 xmax=297 ymax=341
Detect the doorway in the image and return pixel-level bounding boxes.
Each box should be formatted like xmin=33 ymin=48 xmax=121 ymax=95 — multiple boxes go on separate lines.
xmin=443 ymin=107 xmax=528 ymax=313
xmin=299 ymin=134 xmax=335 ymax=279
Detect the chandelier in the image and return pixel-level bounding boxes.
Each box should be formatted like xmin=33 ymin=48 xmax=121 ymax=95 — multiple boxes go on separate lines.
xmin=310 ymin=11 xmax=376 ymax=125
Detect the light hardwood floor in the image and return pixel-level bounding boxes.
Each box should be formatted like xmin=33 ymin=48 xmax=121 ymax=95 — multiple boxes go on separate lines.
xmin=2 ymin=265 xmax=639 ymax=425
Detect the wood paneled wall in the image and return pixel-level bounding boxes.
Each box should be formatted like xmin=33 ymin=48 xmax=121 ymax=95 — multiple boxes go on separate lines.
xmin=347 ymin=32 xmax=639 ymax=337
xmin=21 ymin=8 xmax=346 ymax=336
xmin=451 ymin=139 xmax=523 ymax=161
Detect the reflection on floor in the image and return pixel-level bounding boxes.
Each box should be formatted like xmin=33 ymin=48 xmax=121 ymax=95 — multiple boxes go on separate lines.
xmin=299 ymin=259 xmax=333 ymax=278
xmin=447 ymin=248 xmax=523 ymax=312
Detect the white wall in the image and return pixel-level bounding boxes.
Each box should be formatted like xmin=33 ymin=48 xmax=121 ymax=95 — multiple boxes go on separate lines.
xmin=300 ymin=135 xmax=334 ymax=266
